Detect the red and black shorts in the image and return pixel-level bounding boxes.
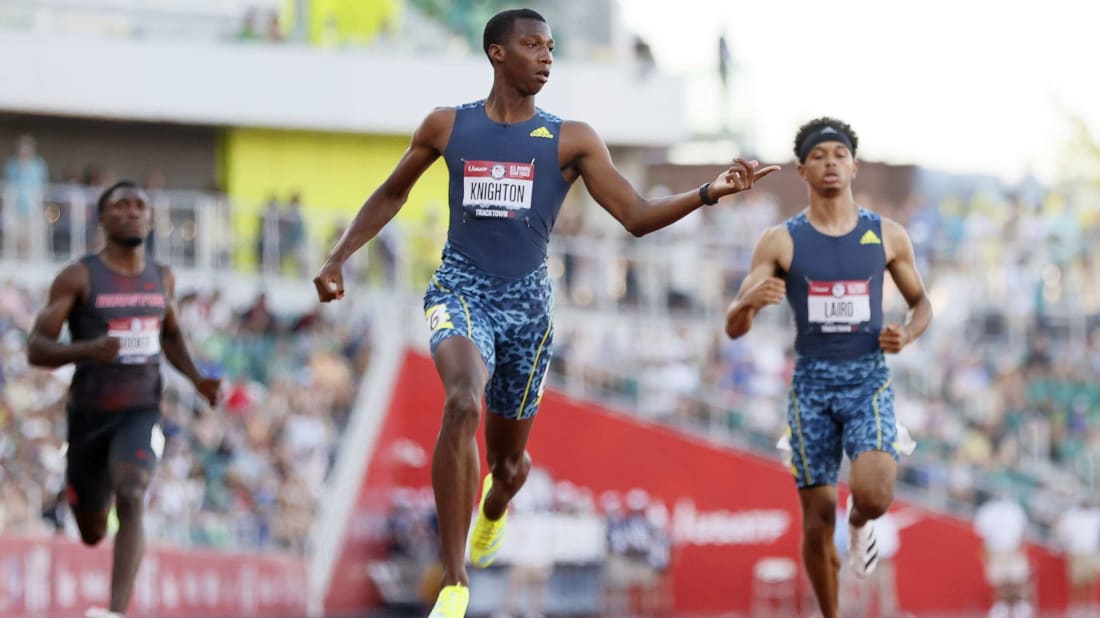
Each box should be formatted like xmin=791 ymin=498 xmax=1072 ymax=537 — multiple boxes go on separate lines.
xmin=65 ymin=406 xmax=160 ymax=513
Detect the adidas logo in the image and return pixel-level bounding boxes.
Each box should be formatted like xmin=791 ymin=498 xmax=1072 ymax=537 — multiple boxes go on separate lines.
xmin=529 ymin=126 xmax=554 ymax=139
xmin=821 ymin=126 xmax=838 ymax=134
xmin=860 ymin=229 xmax=881 ymax=245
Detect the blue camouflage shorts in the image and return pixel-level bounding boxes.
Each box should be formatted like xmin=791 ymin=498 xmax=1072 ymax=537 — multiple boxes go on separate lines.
xmin=423 ymin=248 xmax=554 ymax=420
xmin=786 ymin=351 xmax=898 ymax=488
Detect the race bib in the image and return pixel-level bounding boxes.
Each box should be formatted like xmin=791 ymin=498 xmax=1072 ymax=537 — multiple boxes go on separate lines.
xmin=108 ymin=317 xmax=161 ymax=362
xmin=425 ymin=304 xmax=453 ymax=334
xmin=462 ymin=160 xmax=534 ymax=219
xmin=807 ymin=280 xmax=870 ymax=333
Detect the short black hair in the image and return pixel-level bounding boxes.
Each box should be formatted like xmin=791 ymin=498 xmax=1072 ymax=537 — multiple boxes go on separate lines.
xmin=793 ymin=117 xmax=859 ymax=162
xmin=97 ymin=179 xmax=141 ymax=214
xmin=483 ymin=8 xmax=546 ymax=61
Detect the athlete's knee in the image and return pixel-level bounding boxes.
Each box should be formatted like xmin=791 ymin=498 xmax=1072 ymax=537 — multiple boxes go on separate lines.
xmin=79 ymin=524 xmax=107 ymax=546
xmin=801 ymin=499 xmax=837 ymax=543
xmin=488 ymin=450 xmax=531 ymax=494
xmin=441 ymin=388 xmax=482 ymax=435
xmin=851 ymin=485 xmax=893 ymax=520
xmin=77 ymin=515 xmax=108 ymax=546
xmin=113 ymin=482 xmax=148 ymax=520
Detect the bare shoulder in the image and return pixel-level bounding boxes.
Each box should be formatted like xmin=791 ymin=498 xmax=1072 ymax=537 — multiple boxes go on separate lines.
xmin=560 ymin=119 xmax=597 ymax=138
xmin=417 ymin=107 xmax=458 ymax=152
xmin=880 ymin=216 xmax=908 ymax=238
xmin=425 ymin=106 xmax=457 ymax=128
xmin=559 ymin=120 xmax=601 ymax=151
xmin=40 ymin=260 xmax=90 ymax=307
xmin=759 ymin=223 xmax=794 ymax=250
xmin=54 ymin=260 xmax=90 ymax=291
xmin=880 ymin=216 xmax=914 ymax=259
xmin=158 ymin=262 xmax=176 ymax=290
xmin=754 ymin=223 xmax=794 ymax=269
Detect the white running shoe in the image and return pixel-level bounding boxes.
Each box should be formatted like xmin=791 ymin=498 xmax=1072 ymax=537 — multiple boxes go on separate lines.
xmin=846 ymin=498 xmax=879 ymax=578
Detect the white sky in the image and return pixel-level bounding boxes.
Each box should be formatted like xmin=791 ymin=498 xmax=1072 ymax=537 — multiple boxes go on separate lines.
xmin=618 ymin=0 xmax=1100 ymax=183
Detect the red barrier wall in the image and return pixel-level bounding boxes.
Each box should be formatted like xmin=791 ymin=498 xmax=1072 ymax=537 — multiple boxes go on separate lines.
xmin=0 ymin=535 xmax=306 ymax=617
xmin=325 ymin=350 xmax=1071 ymax=615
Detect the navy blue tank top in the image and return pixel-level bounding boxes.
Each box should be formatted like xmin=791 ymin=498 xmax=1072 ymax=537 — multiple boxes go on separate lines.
xmin=443 ymin=100 xmax=571 ymax=278
xmin=784 ymin=208 xmax=886 ymax=359
xmin=69 ymin=254 xmax=166 ymax=412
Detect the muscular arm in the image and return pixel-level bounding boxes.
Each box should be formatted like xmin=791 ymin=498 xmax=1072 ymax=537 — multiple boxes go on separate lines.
xmin=160 ymin=267 xmax=221 ymax=406
xmin=884 ymin=218 xmax=933 ymax=343
xmin=325 ymin=108 xmax=452 ymax=263
xmin=159 ymin=266 xmax=201 ymax=384
xmin=26 ymin=263 xmax=96 ymax=367
xmin=725 ymin=225 xmax=789 ymax=339
xmin=564 ymin=121 xmax=777 ymax=237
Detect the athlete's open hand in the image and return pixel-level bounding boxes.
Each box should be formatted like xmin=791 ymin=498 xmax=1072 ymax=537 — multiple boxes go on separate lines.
xmin=745 ymin=276 xmax=786 ymax=310
xmin=84 ymin=335 xmax=121 ymax=363
xmin=194 ymin=376 xmax=222 ymax=407
xmin=879 ymin=323 xmax=911 ymax=354
xmin=710 ymin=158 xmax=782 ymax=198
xmin=314 ymin=260 xmax=345 ymax=302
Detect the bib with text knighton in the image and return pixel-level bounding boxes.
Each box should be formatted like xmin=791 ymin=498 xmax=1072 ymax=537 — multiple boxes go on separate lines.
xmin=462 ymin=160 xmax=534 ymax=219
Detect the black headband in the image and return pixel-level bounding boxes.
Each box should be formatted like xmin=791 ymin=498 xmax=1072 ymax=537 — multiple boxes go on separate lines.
xmin=798 ymin=126 xmax=854 ymax=162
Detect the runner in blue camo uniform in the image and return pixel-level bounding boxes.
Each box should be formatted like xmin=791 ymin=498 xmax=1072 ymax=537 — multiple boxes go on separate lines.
xmin=312 ymin=9 xmax=780 ymax=617
xmin=724 ymin=117 xmax=932 ymax=618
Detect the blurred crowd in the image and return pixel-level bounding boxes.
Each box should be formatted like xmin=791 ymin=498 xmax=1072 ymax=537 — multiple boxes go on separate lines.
xmin=0 ymin=280 xmax=371 ymax=555
xmin=373 ymin=468 xmax=672 ymax=617
xmin=5 ymin=131 xmax=1100 ymax=547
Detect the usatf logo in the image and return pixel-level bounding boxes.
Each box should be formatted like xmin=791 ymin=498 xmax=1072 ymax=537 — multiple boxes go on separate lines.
xmin=529 ymin=126 xmax=554 ymax=139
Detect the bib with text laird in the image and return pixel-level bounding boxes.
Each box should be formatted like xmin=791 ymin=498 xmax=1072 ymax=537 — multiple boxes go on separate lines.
xmin=784 ymin=209 xmax=886 ymax=360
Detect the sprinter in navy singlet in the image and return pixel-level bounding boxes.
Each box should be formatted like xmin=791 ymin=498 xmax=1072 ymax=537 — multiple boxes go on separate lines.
xmin=723 ymin=118 xmax=932 ymax=618
xmin=312 ymin=9 xmax=781 ymax=616
xmin=28 ymin=181 xmax=220 ymax=618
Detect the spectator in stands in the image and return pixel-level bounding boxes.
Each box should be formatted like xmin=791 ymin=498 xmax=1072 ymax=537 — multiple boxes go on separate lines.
xmin=3 ymin=135 xmax=49 ymax=260
xmin=281 ymin=192 xmax=307 ymax=275
xmin=1055 ymin=497 xmax=1100 ymax=618
xmin=257 ymin=195 xmax=281 ymax=273
xmin=603 ymin=488 xmax=661 ymax=616
xmin=974 ymin=494 xmax=1032 ymax=618
xmin=240 ymin=291 xmax=277 ymax=335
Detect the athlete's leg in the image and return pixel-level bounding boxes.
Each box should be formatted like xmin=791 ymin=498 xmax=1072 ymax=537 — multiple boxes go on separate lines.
xmin=787 ymin=380 xmax=843 ymax=618
xmin=108 ymin=462 xmax=152 ymax=613
xmin=848 ymin=451 xmax=896 ymax=527
xmin=844 ymin=375 xmax=897 ymax=525
xmin=106 ymin=409 xmax=159 ymax=614
xmin=432 ymin=336 xmax=490 ymax=587
xmin=481 ymin=277 xmax=552 ymax=521
xmin=66 ymin=412 xmax=114 ymax=546
xmin=483 ymin=414 xmax=534 ymax=520
xmin=799 ymin=485 xmax=840 ymax=618
xmin=73 ymin=508 xmax=110 ymax=546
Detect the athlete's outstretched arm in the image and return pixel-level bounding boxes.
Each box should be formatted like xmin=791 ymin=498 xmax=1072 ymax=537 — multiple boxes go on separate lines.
xmin=725 ymin=225 xmax=788 ymax=339
xmin=563 ymin=121 xmax=779 ymax=237
xmin=880 ymin=219 xmax=932 ymax=354
xmin=314 ymin=108 xmax=454 ymax=302
xmin=27 ymin=263 xmax=119 ymax=367
xmin=160 ymin=266 xmax=221 ymax=406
